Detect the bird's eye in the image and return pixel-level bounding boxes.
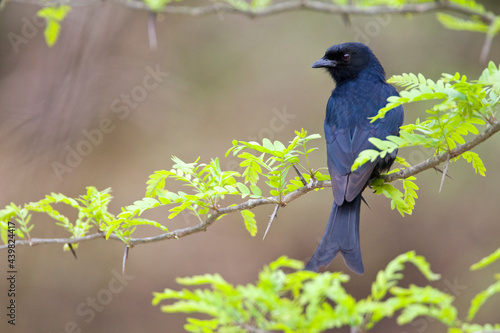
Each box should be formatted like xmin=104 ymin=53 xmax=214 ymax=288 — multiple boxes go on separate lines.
xmin=342 ymin=53 xmax=351 ymax=61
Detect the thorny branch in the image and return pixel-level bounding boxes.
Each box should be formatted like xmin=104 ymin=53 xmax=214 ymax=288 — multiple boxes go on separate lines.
xmin=381 ymin=120 xmax=500 ymax=182
xmin=1 ymin=120 xmax=499 ymax=251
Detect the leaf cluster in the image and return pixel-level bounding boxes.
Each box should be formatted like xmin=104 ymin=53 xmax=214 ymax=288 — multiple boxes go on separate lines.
xmin=367 ymin=63 xmax=499 ymax=157
xmin=0 ymin=187 xmax=121 ymax=246
xmin=153 ymin=251 xmax=500 ymax=333
xmin=351 ymin=62 xmax=500 ymax=215
xmin=0 ymin=130 xmax=326 ymax=245
xmin=226 ymin=130 xmax=327 ymax=200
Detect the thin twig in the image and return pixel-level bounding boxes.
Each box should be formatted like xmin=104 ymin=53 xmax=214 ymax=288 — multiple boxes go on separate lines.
xmin=293 ymin=164 xmax=307 ymax=186
xmin=433 ymin=166 xmax=453 ymax=179
xmin=67 ymin=242 xmax=77 ymax=259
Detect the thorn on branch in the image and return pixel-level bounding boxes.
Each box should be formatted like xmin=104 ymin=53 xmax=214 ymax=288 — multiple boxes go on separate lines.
xmin=148 ymin=12 xmax=158 ymax=50
xmin=341 ymin=13 xmax=351 ymax=28
xmin=488 ymin=108 xmax=497 ymax=124
xmin=479 ymin=30 xmax=494 ymax=64
xmin=433 ymin=166 xmax=453 ymax=179
xmin=361 ymin=195 xmax=371 ymax=210
xmin=293 ymin=164 xmax=307 ymax=186
xmin=341 ymin=0 xmax=353 ymax=27
xmin=211 ymin=198 xmax=221 ymax=211
xmin=439 ymin=156 xmax=450 ymax=193
xmin=122 ymin=245 xmax=130 ymax=274
xmin=263 ymin=205 xmax=279 ymax=240
xmin=67 ymin=243 xmax=77 ymax=260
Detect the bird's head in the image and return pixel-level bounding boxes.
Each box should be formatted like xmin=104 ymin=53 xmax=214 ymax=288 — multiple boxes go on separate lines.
xmin=312 ymin=42 xmax=385 ymax=84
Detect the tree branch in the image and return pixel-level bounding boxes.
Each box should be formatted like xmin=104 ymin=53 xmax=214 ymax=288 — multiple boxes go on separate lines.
xmin=0 ymin=177 xmax=326 ymax=249
xmin=1 ymin=121 xmax=499 ymax=251
xmin=8 ymin=0 xmax=496 ymax=25
xmin=381 ymin=120 xmax=500 ymax=182
xmin=9 ymin=0 xmax=496 ymax=60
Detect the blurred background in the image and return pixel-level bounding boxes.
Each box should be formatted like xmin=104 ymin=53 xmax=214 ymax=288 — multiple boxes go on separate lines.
xmin=0 ymin=1 xmax=499 ymax=332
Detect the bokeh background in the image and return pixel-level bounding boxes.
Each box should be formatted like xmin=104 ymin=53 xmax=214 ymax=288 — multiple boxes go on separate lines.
xmin=1 ymin=1 xmax=500 ymax=332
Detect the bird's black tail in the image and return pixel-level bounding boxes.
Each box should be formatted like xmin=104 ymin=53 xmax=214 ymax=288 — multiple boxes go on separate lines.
xmin=305 ymin=195 xmax=364 ymax=274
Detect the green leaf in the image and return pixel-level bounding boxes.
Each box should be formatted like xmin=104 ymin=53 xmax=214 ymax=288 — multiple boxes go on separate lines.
xmin=371 ymin=251 xmax=440 ymax=302
xmin=176 ymin=273 xmax=233 ymax=288
xmin=273 ymin=140 xmax=287 ymax=152
xmin=37 ymin=6 xmax=71 ymax=47
xmin=470 ymin=247 xmax=500 ymax=270
xmin=269 ymin=189 xmax=280 ymax=196
xmin=222 ymin=0 xmax=250 ymax=11
xmin=251 ymin=0 xmax=271 ymax=9
xmin=250 ymin=184 xmax=262 ymax=197
xmin=268 ymin=256 xmax=304 ymax=271
xmin=371 ymin=179 xmax=412 ymax=216
xmin=44 ymin=20 xmax=61 ymax=47
xmin=351 ymin=149 xmax=380 ymax=171
xmin=154 ymin=253 xmax=449 ymax=333
xmin=236 ymin=182 xmax=250 ymax=197
xmin=144 ymin=0 xmax=171 ymax=11
xmin=121 ymin=197 xmax=161 ymax=217
xmin=461 ymin=151 xmax=486 ymax=176
xmin=146 ymin=170 xmax=173 ymax=197
xmin=369 ymin=137 xmax=399 ymax=152
xmin=393 ymin=285 xmax=457 ymax=326
xmin=437 ymin=13 xmax=489 ymax=33
xmin=241 ymin=210 xmax=257 ymax=236
xmin=468 ymin=279 xmax=500 ymax=321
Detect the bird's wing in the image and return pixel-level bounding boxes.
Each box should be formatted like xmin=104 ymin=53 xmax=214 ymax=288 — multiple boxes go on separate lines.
xmin=326 ymin=125 xmax=377 ymax=206
xmin=325 ymin=85 xmax=404 ymax=206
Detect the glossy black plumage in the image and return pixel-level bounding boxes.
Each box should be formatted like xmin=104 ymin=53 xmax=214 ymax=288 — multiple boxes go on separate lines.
xmin=306 ymin=42 xmax=404 ymax=274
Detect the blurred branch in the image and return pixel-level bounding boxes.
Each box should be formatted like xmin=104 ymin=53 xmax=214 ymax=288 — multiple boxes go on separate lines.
xmin=9 ymin=0 xmax=497 ymax=59
xmin=8 ymin=0 xmax=497 ymax=25
xmin=239 ymin=324 xmax=271 ymax=333
xmin=1 ymin=120 xmax=499 ymax=251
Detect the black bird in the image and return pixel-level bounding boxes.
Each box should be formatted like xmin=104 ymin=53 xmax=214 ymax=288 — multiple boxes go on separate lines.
xmin=306 ymin=42 xmax=404 ymax=274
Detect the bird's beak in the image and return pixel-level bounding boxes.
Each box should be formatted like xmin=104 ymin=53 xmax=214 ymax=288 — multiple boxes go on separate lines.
xmin=312 ymin=58 xmax=337 ymax=69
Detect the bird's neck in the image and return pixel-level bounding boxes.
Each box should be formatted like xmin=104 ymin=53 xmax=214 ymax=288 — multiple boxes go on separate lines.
xmin=334 ymin=68 xmax=386 ymax=87
xmin=326 ymin=72 xmax=388 ymax=129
